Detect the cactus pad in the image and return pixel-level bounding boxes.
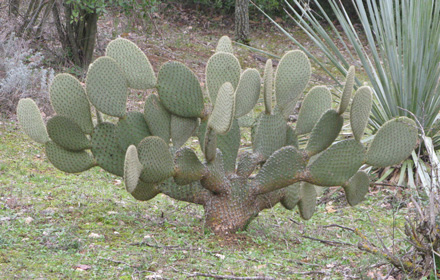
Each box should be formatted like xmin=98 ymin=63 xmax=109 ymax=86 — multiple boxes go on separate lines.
xmin=50 ymin=74 xmax=93 ymax=134
xmin=236 ymin=152 xmax=262 ymax=178
xmin=116 ymin=111 xmax=151 ymax=151
xmin=280 ymin=183 xmax=301 ymax=210
xmin=106 ymin=38 xmax=156 ymax=90
xmin=298 ymin=183 xmax=317 ymax=220
xmin=143 ymin=94 xmax=171 ymax=143
xmin=203 ymin=127 xmax=217 ymax=163
xmin=263 ymin=59 xmax=274 ymax=114
xmin=45 ymin=141 xmax=95 ymax=173
xmin=17 ymin=98 xmax=50 ymax=144
xmin=253 ymin=113 xmax=287 ymax=160
xmin=296 ymin=86 xmax=332 ymax=135
xmin=137 ymin=136 xmax=174 ymax=183
xmin=208 ymin=82 xmax=235 ymax=134
xmin=285 ymin=125 xmax=298 ymax=148
xmin=129 ymin=180 xmax=160 ymax=201
xmin=217 ymin=119 xmax=240 ymax=173
xmin=174 ymin=147 xmax=206 ymax=185
xmin=124 ymin=145 xmax=143 ymax=192
xmin=234 ymin=68 xmax=261 ymax=118
xmin=254 ymin=146 xmax=306 ymax=194
xmin=343 ymin=171 xmax=370 ymax=206
xmin=156 ymin=61 xmax=204 ymax=118
xmin=47 ymin=115 xmax=91 ymax=151
xmin=308 ymin=139 xmax=366 ymax=186
xmin=171 ymin=115 xmax=198 ymax=149
xmin=350 ymin=86 xmax=372 ymax=141
xmin=337 ymin=66 xmax=355 ymax=114
xmin=206 ymin=52 xmax=241 ymax=104
xmin=305 ymin=109 xmax=343 ymax=156
xmin=86 ymin=56 xmax=128 ymax=117
xmin=91 ymin=122 xmax=125 ymax=176
xmin=366 ymin=117 xmax=418 ymax=167
xmin=274 ymin=50 xmax=311 ymax=112
xmin=216 ymin=36 xmax=234 ymax=53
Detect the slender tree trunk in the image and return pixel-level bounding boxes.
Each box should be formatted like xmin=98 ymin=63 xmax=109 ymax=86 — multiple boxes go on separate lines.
xmin=235 ymin=0 xmax=250 ymax=44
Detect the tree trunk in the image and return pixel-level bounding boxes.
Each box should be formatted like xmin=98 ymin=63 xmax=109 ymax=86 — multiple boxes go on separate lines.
xmin=235 ymin=0 xmax=250 ymax=44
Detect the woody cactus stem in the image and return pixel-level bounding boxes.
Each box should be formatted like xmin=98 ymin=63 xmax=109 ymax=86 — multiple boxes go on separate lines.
xmin=17 ymin=37 xmax=418 ymax=234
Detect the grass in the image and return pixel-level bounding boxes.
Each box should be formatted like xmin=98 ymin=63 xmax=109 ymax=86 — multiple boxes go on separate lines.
xmin=0 ymin=119 xmax=412 ymax=279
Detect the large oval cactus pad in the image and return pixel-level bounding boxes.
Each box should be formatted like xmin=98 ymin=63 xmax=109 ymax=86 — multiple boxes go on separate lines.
xmin=116 ymin=111 xmax=151 ymax=151
xmin=138 ymin=136 xmax=174 ymax=183
xmin=305 ymin=110 xmax=343 ymax=156
xmin=17 ymin=98 xmax=50 ymax=144
xmin=308 ymin=139 xmax=366 ymax=186
xmin=350 ymin=86 xmax=373 ymax=141
xmin=47 ymin=115 xmax=91 ymax=151
xmin=157 ymin=61 xmax=204 ymax=118
xmin=274 ymin=50 xmax=311 ymax=111
xmin=143 ymin=94 xmax=171 ymax=143
xmin=343 ymin=171 xmax=370 ymax=206
xmin=91 ymin=122 xmax=125 ymax=177
xmin=45 ymin=141 xmax=95 ymax=173
xmin=86 ymin=56 xmax=128 ymax=117
xmin=366 ymin=117 xmax=418 ymax=167
xmin=296 ymin=86 xmax=332 ymax=135
xmin=337 ymin=66 xmax=355 ymax=115
xmin=208 ymin=82 xmax=235 ymax=135
xmin=234 ymin=68 xmax=261 ymax=118
xmin=50 ymin=73 xmax=93 ymax=134
xmin=106 ymin=38 xmax=156 ymax=90
xmin=206 ymin=52 xmax=241 ymax=104
xmin=174 ymin=147 xmax=206 ymax=185
xmin=252 ymin=113 xmax=287 ymax=160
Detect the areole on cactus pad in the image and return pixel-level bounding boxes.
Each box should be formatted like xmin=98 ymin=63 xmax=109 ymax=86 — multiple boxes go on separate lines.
xmin=17 ymin=36 xmax=418 ymax=234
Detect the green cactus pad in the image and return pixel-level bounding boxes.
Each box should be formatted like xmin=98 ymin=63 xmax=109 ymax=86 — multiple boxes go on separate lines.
xmin=206 ymin=52 xmax=241 ymax=104
xmin=106 ymin=38 xmax=156 ymax=90
xmin=143 ymin=94 xmax=171 ymax=143
xmin=216 ymin=36 xmax=234 ymax=53
xmin=201 ymin=149 xmax=226 ymax=192
xmin=366 ymin=117 xmax=418 ymax=168
xmin=254 ymin=146 xmax=306 ymax=194
xmin=208 ymin=82 xmax=235 ymax=134
xmin=296 ymin=86 xmax=332 ymax=135
xmin=50 ymin=73 xmax=93 ymax=134
xmin=156 ymin=61 xmax=204 ymax=118
xmin=285 ymin=125 xmax=298 ymax=148
xmin=343 ymin=171 xmax=370 ymax=206
xmin=350 ymin=86 xmax=372 ymax=141
xmin=237 ymin=114 xmax=255 ymax=128
xmin=203 ymin=127 xmax=217 ymax=163
xmin=217 ymin=119 xmax=240 ymax=173
xmin=308 ymin=139 xmax=366 ymax=186
xmin=86 ymin=56 xmax=128 ymax=117
xmin=91 ymin=122 xmax=125 ymax=176
xmin=253 ymin=113 xmax=287 ymax=160
xmin=171 ymin=115 xmax=199 ymax=149
xmin=234 ymin=68 xmax=261 ymax=118
xmin=137 ymin=136 xmax=174 ymax=183
xmin=236 ymin=152 xmax=262 ymax=178
xmin=129 ymin=180 xmax=160 ymax=201
xmin=124 ymin=145 xmax=143 ymax=192
xmin=337 ymin=66 xmax=355 ymax=115
xmin=47 ymin=115 xmax=91 ymax=151
xmin=305 ymin=109 xmax=343 ymax=156
xmin=174 ymin=147 xmax=206 ymax=185
xmin=263 ymin=59 xmax=274 ymax=114
xmin=116 ymin=111 xmax=151 ymax=151
xmin=45 ymin=141 xmax=95 ymax=173
xmin=298 ymin=182 xmax=317 ymax=220
xmin=17 ymin=98 xmax=50 ymax=144
xmin=280 ymin=183 xmax=301 ymax=210
xmin=274 ymin=50 xmax=311 ymax=112
xmin=159 ymin=179 xmax=209 ymax=205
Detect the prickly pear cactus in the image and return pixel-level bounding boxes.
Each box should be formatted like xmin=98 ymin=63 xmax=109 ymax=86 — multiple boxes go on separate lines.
xmin=17 ymin=36 xmax=419 ymax=234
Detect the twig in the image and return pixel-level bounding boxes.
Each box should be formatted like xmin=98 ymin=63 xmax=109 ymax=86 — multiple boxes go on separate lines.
xmin=301 ymin=235 xmax=353 ymax=247
xmin=99 ymin=257 xmax=137 ymax=268
xmin=323 ymin=224 xmax=356 ymax=232
xmin=129 ymin=240 xmax=201 ymax=251
xmin=187 ymin=272 xmax=275 ymax=280
xmin=286 ymin=270 xmax=328 ymax=275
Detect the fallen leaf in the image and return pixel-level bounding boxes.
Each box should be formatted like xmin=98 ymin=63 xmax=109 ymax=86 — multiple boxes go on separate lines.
xmin=74 ymin=264 xmax=91 ymax=271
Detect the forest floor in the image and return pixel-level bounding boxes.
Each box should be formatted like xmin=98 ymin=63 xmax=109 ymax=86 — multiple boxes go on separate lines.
xmin=0 ymin=3 xmax=413 ymax=279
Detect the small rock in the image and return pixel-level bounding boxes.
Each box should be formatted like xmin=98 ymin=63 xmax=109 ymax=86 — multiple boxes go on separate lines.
xmin=113 ymin=231 xmax=119 ymax=235
xmin=107 ymin=211 xmax=118 ymax=215
xmin=0 ymin=217 xmax=11 ymax=222
xmin=88 ymin=233 xmax=102 ymax=238
xmin=24 ymin=217 xmax=34 ymax=224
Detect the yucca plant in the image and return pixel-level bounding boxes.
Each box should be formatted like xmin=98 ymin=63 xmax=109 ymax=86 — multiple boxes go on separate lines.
xmin=256 ymin=0 xmax=440 ymax=146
